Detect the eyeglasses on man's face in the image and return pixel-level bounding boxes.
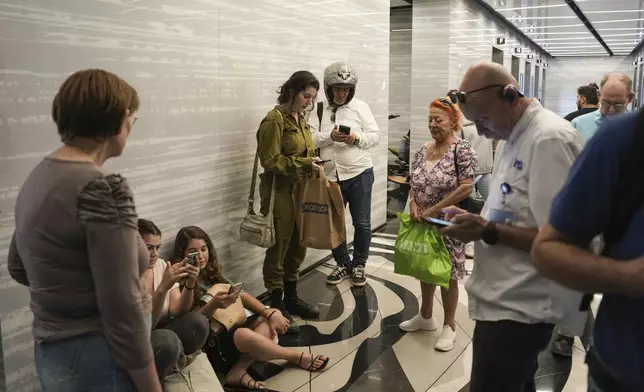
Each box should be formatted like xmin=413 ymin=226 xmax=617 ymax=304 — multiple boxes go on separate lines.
xmin=600 ymin=100 xmax=627 ymax=112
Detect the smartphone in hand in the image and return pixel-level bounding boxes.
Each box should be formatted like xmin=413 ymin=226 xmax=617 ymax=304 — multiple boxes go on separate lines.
xmin=425 ymin=217 xmax=453 ymax=228
xmin=228 ymin=282 xmax=244 ymax=296
xmin=338 ymin=125 xmax=351 ymax=135
xmin=187 ymin=252 xmax=199 ymax=266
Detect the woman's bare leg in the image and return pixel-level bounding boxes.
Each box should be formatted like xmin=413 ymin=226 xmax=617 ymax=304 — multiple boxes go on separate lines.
xmin=440 ymin=280 xmax=459 ymax=330
xmin=225 ymin=322 xmax=327 ymax=388
xmin=420 ymin=281 xmax=437 ymax=319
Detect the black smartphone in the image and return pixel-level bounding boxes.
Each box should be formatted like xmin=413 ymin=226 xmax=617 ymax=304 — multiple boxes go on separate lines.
xmin=425 ymin=217 xmax=453 ymax=228
xmin=338 ymin=125 xmax=351 ymax=135
xmin=317 ymin=159 xmax=331 ymax=164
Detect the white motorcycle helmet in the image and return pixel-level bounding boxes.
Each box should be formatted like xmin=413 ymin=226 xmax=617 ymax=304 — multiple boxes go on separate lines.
xmin=324 ymin=62 xmax=358 ymax=107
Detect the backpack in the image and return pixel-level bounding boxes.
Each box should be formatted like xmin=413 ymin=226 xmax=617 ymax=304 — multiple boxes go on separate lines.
xmin=579 ymin=108 xmax=644 ymax=310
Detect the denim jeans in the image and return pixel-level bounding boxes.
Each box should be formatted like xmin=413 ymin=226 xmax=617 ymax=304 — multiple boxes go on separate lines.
xmin=332 ymin=168 xmax=374 ymax=268
xmin=36 ymin=334 xmax=136 ymax=392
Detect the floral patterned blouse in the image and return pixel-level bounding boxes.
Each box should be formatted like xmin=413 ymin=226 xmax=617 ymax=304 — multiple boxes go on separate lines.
xmin=410 ymin=138 xmax=478 ymax=280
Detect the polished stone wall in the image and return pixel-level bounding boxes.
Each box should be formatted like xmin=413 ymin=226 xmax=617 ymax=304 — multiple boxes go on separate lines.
xmin=389 ymin=7 xmax=412 ymax=149
xmin=0 ymin=1 xmax=390 ymax=389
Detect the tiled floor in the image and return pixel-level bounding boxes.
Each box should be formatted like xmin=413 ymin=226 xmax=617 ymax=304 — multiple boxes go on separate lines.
xmin=248 ymin=222 xmax=590 ymax=392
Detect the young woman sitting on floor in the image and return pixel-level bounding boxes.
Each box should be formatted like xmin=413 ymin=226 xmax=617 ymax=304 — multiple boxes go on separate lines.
xmin=169 ymin=226 xmax=330 ymax=390
xmin=138 ymin=219 xmax=211 ymax=381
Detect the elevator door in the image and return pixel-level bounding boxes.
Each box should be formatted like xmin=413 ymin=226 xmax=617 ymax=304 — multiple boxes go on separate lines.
xmin=492 ymin=47 xmax=504 ymax=65
xmin=511 ymin=56 xmax=520 ymax=81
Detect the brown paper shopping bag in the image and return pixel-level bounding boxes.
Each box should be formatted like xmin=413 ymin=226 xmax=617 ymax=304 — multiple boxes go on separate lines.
xmin=293 ymin=172 xmax=346 ymax=249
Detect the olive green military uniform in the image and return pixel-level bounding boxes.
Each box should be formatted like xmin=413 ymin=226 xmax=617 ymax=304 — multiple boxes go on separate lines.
xmin=257 ymin=106 xmax=316 ymax=293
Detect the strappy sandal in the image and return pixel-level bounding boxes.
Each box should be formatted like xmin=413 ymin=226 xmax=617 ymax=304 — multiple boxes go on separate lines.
xmin=223 ymin=372 xmax=267 ymax=391
xmin=298 ymin=352 xmax=330 ymax=372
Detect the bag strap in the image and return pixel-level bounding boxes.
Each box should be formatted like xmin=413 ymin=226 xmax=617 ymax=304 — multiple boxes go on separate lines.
xmin=453 ymin=142 xmax=460 ymax=181
xmin=316 ymin=101 xmax=324 ymax=156
xmin=248 ymin=110 xmax=284 ymax=215
xmin=247 ymin=151 xmax=276 ymax=215
xmin=317 ymin=101 xmax=324 ymax=130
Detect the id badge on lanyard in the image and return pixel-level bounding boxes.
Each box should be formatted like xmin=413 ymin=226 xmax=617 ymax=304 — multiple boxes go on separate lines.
xmin=488 ymin=182 xmax=515 ymax=224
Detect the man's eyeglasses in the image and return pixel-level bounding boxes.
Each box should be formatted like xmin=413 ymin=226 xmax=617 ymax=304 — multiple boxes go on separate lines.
xmin=447 ymin=85 xmax=518 ymax=104
xmin=132 ymin=116 xmax=138 ymax=126
xmin=600 ymin=100 xmax=627 ymax=112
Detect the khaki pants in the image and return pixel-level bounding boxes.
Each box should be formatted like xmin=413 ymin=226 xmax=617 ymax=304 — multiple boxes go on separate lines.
xmin=263 ymin=222 xmax=306 ymax=292
xmin=260 ymin=179 xmax=307 ymax=292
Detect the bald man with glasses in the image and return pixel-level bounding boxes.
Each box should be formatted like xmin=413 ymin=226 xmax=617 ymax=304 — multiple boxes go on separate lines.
xmin=571 ymin=73 xmax=634 ymax=141
xmin=441 ymin=62 xmax=585 ymax=392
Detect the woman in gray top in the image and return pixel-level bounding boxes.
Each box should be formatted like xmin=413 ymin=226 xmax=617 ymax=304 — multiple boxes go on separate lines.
xmin=8 ymin=69 xmax=161 ymax=392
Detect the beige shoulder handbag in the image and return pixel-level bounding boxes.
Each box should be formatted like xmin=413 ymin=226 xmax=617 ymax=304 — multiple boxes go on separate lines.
xmin=239 ymin=148 xmax=276 ymax=248
xmin=240 ymin=110 xmax=284 ymax=248
xmin=208 ymin=284 xmax=247 ymax=332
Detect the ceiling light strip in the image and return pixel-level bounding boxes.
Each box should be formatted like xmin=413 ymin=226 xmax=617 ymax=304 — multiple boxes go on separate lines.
xmin=466 ymin=0 xmax=552 ymax=58
xmin=564 ymin=0 xmax=613 ymax=56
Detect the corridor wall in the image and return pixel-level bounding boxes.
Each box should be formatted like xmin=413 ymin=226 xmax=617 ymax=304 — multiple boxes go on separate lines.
xmin=0 ymin=1 xmax=390 ymax=390
xmin=544 ymin=56 xmax=630 ymax=116
xmin=408 ymin=0 xmax=549 ymax=154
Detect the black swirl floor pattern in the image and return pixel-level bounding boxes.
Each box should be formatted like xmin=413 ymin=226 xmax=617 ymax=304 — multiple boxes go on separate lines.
xmin=246 ymin=226 xmax=590 ymax=392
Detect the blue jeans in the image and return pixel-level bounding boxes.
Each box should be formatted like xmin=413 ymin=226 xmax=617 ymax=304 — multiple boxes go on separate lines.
xmin=36 ymin=334 xmax=135 ymax=392
xmin=332 ymin=168 xmax=374 ymax=268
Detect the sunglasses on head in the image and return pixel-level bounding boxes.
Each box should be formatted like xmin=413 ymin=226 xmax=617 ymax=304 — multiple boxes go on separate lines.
xmin=447 ymin=85 xmax=520 ymax=104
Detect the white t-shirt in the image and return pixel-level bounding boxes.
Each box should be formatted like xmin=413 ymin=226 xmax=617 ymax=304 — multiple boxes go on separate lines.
xmin=152 ymin=258 xmax=179 ymax=321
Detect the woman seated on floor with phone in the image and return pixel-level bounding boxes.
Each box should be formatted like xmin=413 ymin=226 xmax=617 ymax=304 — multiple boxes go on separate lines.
xmin=138 ymin=219 xmax=211 ymax=381
xmin=170 ymin=226 xmax=330 ymax=390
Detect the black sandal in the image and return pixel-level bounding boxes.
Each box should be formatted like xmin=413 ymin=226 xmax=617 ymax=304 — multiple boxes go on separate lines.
xmin=223 ymin=372 xmax=267 ymax=391
xmin=298 ymin=352 xmax=330 ymax=372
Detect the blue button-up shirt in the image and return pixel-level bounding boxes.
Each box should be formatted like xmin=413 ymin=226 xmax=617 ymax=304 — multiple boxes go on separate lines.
xmin=571 ymin=109 xmax=602 ymax=141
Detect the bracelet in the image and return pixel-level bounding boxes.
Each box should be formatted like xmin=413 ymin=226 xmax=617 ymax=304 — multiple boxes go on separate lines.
xmin=185 ymin=283 xmax=195 ymax=290
xmin=266 ymin=311 xmax=277 ymax=321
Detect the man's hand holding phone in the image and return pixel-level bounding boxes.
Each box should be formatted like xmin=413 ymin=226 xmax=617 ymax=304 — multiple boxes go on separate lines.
xmin=330 ymin=125 xmax=349 ymax=142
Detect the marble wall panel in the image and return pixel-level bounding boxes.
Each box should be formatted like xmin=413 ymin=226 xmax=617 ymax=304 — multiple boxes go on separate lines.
xmin=0 ymin=0 xmax=390 ymax=389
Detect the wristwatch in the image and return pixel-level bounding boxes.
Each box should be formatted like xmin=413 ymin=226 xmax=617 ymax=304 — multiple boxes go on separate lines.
xmin=353 ymin=134 xmax=360 ymax=145
xmin=481 ymin=221 xmax=499 ymax=245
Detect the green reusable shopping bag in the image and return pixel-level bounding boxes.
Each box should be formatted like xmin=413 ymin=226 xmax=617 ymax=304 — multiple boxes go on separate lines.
xmin=393 ymin=213 xmax=452 ymax=289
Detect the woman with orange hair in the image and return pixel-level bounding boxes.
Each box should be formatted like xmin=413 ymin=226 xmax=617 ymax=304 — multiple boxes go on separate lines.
xmin=399 ymin=97 xmax=477 ymax=352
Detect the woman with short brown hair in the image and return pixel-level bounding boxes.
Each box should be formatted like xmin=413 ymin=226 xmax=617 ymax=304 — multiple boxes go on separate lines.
xmin=8 ymin=69 xmax=161 ymax=391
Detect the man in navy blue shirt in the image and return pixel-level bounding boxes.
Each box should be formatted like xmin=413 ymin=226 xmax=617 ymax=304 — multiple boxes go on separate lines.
xmin=533 ymin=112 xmax=644 ymax=391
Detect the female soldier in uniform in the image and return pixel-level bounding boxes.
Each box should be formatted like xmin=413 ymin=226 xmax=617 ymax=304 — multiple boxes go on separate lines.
xmin=257 ymin=71 xmax=324 ymax=332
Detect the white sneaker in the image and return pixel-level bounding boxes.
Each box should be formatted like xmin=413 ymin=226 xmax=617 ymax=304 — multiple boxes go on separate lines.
xmin=399 ymin=313 xmax=438 ymax=332
xmin=434 ymin=325 xmax=457 ymax=352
